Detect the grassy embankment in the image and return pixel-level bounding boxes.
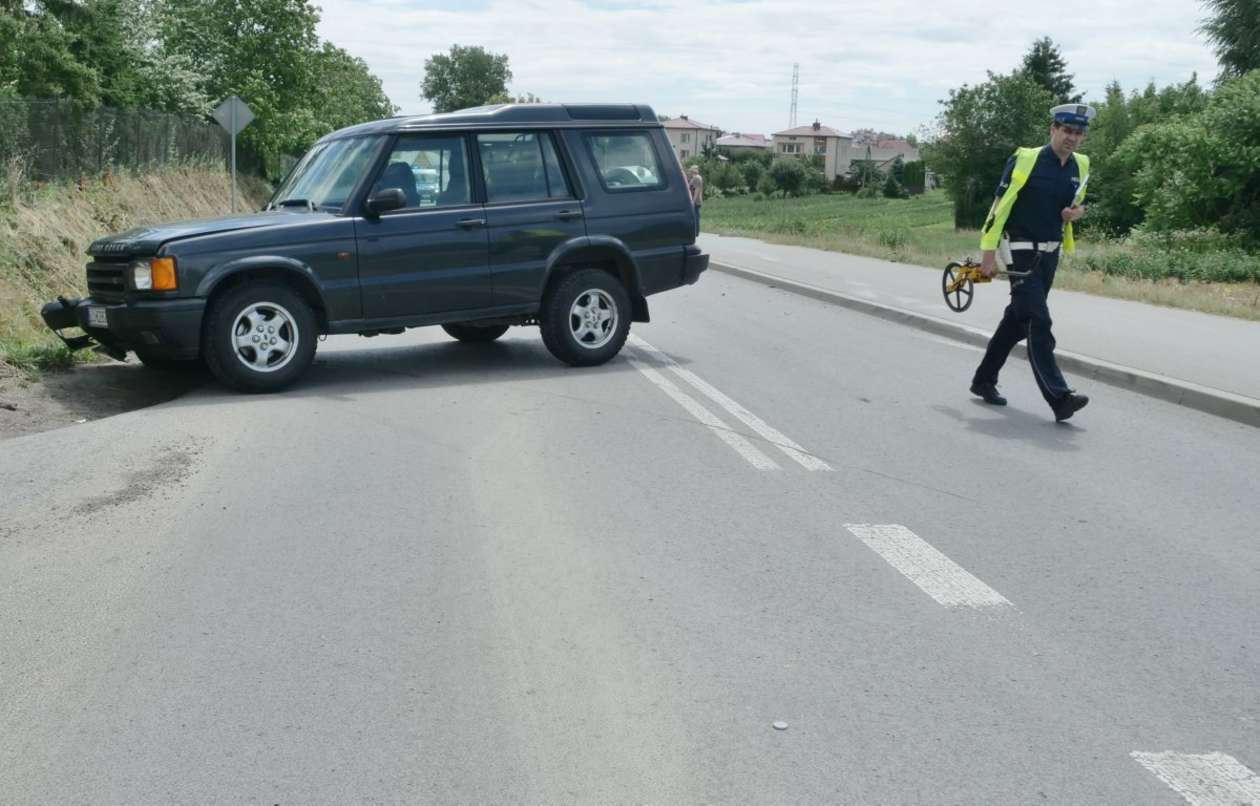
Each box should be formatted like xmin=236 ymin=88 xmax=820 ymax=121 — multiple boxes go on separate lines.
xmin=702 ymin=190 xmax=1260 ymax=321
xmin=0 ymin=160 xmax=271 ymax=379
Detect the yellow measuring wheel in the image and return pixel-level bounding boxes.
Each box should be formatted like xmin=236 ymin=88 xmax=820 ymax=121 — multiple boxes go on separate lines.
xmin=941 ymin=258 xmax=1030 ymax=312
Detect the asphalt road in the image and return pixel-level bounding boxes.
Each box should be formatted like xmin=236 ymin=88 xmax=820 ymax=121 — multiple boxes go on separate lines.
xmin=2 ymin=271 xmax=1258 ymax=803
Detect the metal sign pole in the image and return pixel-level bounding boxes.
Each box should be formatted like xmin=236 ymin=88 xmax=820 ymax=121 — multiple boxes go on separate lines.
xmin=230 ymin=104 xmax=238 ymax=213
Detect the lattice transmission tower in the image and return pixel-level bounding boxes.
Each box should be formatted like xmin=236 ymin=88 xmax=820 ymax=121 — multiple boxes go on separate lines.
xmin=789 ymin=63 xmax=799 ymax=128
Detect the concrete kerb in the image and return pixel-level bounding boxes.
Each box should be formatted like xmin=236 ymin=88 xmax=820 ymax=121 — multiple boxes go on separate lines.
xmin=711 ymin=261 xmax=1260 ymax=428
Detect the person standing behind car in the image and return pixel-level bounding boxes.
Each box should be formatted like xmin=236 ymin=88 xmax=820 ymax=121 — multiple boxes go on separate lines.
xmin=688 ymin=166 xmax=704 ymax=234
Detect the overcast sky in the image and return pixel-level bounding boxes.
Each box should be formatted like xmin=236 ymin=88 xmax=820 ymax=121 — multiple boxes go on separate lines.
xmin=315 ymin=0 xmax=1220 ymax=137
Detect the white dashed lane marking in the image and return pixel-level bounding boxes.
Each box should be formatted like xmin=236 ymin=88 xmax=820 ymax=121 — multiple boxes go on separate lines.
xmin=1131 ymin=751 xmax=1260 ymax=806
xmin=844 ymin=524 xmax=1013 ymax=609
xmin=629 ymin=335 xmax=832 ymax=471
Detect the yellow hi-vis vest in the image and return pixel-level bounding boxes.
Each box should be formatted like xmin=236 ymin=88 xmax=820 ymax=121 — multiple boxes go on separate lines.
xmin=980 ymin=147 xmax=1091 ymax=254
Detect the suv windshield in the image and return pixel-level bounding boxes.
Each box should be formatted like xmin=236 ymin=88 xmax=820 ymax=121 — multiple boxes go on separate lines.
xmin=268 ymin=136 xmax=384 ymax=212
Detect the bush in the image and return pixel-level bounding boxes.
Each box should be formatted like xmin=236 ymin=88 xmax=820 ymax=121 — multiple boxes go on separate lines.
xmin=768 ymin=157 xmax=809 ymax=197
xmin=756 ymin=173 xmax=777 ymax=196
xmin=832 ymin=174 xmax=862 ymax=193
xmin=1079 ymin=230 xmax=1260 ymax=283
xmin=882 ymin=173 xmax=908 ymax=199
xmin=878 ymin=227 xmax=911 ymax=250
xmin=741 ymin=161 xmax=765 ymax=191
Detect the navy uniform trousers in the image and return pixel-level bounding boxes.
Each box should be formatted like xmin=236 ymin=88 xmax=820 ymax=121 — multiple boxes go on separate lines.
xmin=972 ymin=246 xmax=1072 ymax=406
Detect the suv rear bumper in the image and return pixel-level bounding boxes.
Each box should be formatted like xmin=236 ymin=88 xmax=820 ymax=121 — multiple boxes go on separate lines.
xmin=683 ymin=245 xmax=709 ymax=285
xmin=41 ymin=296 xmax=205 ymax=361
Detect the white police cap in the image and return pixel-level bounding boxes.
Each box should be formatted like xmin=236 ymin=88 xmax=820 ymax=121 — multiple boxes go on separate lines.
xmin=1051 ymin=103 xmax=1096 ymax=128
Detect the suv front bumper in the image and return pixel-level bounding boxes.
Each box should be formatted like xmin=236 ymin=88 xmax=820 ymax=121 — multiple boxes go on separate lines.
xmin=41 ymin=296 xmax=205 ymax=361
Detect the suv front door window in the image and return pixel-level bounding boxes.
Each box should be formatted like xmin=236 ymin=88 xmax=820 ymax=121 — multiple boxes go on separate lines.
xmin=356 ymin=134 xmax=492 ymax=317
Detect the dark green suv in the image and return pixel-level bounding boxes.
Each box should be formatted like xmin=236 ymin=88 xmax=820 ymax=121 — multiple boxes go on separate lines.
xmin=42 ymin=103 xmax=709 ymax=391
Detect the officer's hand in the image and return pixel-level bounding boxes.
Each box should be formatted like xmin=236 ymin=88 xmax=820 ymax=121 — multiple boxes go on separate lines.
xmin=979 ymin=251 xmax=998 ymax=278
xmin=1062 ymin=204 xmax=1086 ymax=223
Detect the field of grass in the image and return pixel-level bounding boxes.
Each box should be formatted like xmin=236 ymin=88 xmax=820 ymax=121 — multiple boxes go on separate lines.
xmin=702 ymin=190 xmax=1260 ymax=321
xmin=0 ymin=161 xmax=272 ymax=378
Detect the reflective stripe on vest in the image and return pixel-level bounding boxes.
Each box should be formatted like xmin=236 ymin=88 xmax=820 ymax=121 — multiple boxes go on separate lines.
xmin=979 ymin=147 xmax=1090 ymax=255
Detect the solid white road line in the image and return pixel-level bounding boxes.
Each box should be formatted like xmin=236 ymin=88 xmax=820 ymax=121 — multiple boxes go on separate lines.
xmin=1131 ymin=751 xmax=1260 ymax=806
xmin=629 ymin=336 xmax=832 ymax=471
xmin=626 ymin=357 xmax=781 ymax=471
xmin=843 ymin=524 xmax=1013 ymax=609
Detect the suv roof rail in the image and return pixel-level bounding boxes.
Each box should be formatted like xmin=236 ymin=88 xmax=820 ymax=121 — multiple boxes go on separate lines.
xmin=562 ymin=104 xmax=652 ymax=121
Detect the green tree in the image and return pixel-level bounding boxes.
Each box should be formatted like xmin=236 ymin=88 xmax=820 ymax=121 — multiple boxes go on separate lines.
xmin=1020 ymin=37 xmax=1080 ymax=103
xmin=1199 ymin=0 xmax=1260 ymax=81
xmin=923 ymin=71 xmax=1055 ymax=228
xmin=740 ymin=159 xmax=765 ymax=191
xmin=0 ymin=3 xmax=100 ymax=104
xmin=159 ymin=0 xmax=323 ymax=173
xmin=309 ymin=43 xmax=397 ymax=134
xmin=1083 ymin=75 xmax=1208 ymax=234
xmin=1112 ymin=69 xmax=1260 ymax=243
xmin=420 ymin=45 xmax=511 ymax=113
xmin=768 ymin=157 xmax=808 ymax=197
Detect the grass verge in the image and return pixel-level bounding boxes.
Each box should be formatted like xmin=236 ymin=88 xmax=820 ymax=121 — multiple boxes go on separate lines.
xmin=0 ymin=160 xmax=272 ymax=377
xmin=703 ymin=190 xmax=1260 ymax=321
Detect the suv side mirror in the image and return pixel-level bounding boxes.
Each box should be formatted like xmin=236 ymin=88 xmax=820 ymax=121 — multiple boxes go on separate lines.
xmin=365 ymin=188 xmax=407 ymax=217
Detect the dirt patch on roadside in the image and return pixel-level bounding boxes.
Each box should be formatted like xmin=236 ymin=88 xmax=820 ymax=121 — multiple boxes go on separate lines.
xmin=0 ymin=360 xmax=205 ymax=441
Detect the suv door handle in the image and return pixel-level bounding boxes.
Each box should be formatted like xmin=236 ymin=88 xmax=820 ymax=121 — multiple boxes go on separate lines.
xmin=456 ymin=217 xmax=486 ymax=229
xmin=556 ymin=210 xmax=584 ymax=221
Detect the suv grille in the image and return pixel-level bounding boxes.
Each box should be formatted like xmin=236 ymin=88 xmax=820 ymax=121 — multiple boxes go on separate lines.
xmin=86 ymin=257 xmax=128 ymax=303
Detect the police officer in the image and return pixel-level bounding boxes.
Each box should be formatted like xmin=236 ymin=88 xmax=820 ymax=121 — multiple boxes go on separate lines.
xmin=969 ymin=103 xmax=1094 ymax=422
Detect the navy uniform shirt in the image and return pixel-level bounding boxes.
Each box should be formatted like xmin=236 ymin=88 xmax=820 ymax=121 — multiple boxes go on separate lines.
xmin=994 ymin=146 xmax=1081 ymax=242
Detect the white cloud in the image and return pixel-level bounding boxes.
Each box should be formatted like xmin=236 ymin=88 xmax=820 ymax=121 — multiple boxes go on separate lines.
xmin=315 ymin=0 xmax=1219 ymax=136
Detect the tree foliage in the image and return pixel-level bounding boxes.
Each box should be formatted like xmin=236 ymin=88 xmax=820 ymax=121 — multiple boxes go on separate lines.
xmin=1199 ymin=0 xmax=1260 ymax=81
xmin=923 ymin=71 xmax=1055 ymax=228
xmin=1111 ymin=69 xmax=1260 ymax=243
xmin=1020 ymin=37 xmax=1080 ymax=103
xmin=420 ymin=45 xmax=511 ymax=113
xmin=1 ymin=0 xmax=397 ymax=176
xmin=1079 ymin=75 xmax=1208 ymax=234
xmin=767 ymin=158 xmax=808 ymax=197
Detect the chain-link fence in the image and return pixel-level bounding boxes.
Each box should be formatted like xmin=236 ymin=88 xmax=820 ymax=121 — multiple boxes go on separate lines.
xmin=0 ymin=99 xmax=267 ymax=181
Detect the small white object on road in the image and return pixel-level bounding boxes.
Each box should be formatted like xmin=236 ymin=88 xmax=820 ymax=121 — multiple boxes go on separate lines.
xmin=772 ymin=721 xmax=789 ymax=731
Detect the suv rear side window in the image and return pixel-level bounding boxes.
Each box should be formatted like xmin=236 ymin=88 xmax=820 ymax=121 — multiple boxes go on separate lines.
xmin=370 ymin=134 xmax=471 ymax=209
xmin=478 ymin=132 xmax=572 ymax=202
xmin=585 ymin=132 xmax=664 ymax=191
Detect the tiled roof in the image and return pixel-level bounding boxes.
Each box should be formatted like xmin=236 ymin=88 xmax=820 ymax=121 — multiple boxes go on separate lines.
xmin=773 ymin=124 xmax=850 ymax=138
xmin=662 ymin=116 xmax=719 ymax=131
xmin=716 ymin=134 xmax=771 ymax=148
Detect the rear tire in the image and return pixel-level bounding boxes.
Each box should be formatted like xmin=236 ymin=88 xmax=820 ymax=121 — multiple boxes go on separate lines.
xmin=539 ymin=269 xmax=631 ymax=367
xmin=441 ymin=322 xmax=509 ymax=342
xmin=202 ymin=283 xmax=317 ymax=392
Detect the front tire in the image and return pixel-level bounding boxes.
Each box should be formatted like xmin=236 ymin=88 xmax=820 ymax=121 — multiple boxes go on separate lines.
xmin=442 ymin=322 xmax=509 ymax=343
xmin=539 ymin=269 xmax=631 ymax=366
xmin=202 ymin=283 xmax=317 ymax=392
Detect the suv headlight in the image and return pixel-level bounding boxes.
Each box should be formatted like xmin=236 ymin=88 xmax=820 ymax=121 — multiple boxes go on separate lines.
xmin=131 ymin=257 xmax=177 ymax=291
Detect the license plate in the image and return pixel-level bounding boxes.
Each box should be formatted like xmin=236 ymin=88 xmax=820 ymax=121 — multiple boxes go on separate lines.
xmin=87 ymin=306 xmax=108 ymax=328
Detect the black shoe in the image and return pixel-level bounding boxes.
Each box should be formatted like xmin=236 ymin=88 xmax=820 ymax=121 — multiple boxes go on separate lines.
xmin=1053 ymin=392 xmax=1089 ymax=422
xmin=970 ymin=382 xmax=1007 ymax=406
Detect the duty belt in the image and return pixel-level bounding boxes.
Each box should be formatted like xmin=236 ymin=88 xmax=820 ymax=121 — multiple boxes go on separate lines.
xmin=1008 ymin=240 xmax=1061 ymax=252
